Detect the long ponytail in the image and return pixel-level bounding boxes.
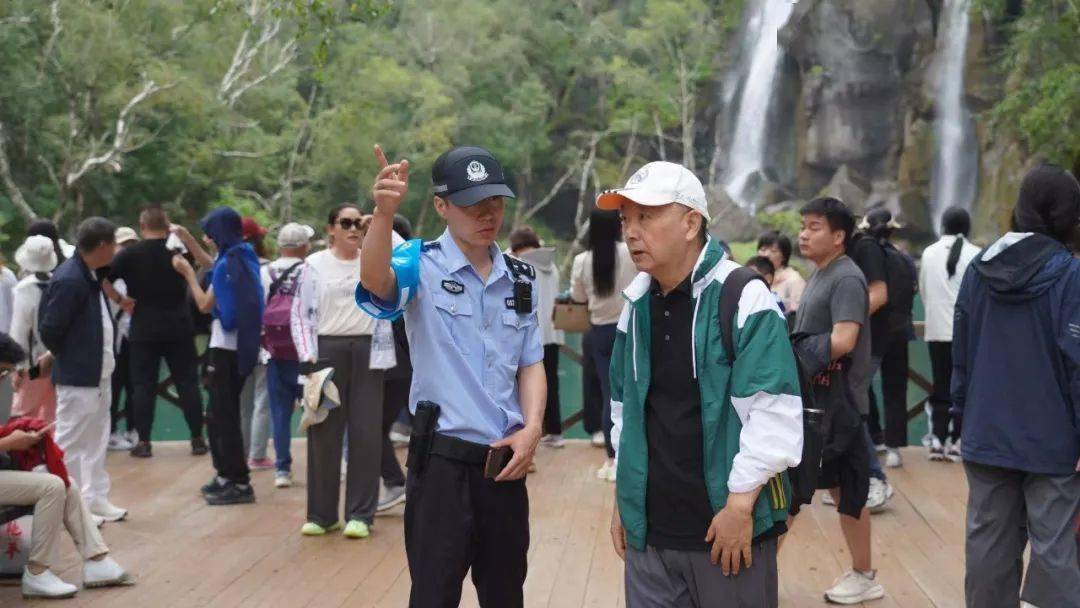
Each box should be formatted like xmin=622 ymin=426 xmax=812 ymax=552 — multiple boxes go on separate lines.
xmin=940 ymin=207 xmax=971 ymax=279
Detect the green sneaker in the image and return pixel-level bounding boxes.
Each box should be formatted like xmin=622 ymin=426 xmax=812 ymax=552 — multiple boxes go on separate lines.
xmin=343 ymin=520 xmax=370 ymax=539
xmin=300 ymin=521 xmax=341 ymax=536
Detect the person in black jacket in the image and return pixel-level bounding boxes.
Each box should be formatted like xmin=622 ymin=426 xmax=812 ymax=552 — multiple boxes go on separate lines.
xmin=37 ymin=217 xmax=128 ymax=524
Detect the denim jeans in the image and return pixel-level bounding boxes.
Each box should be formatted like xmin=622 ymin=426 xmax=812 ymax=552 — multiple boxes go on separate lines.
xmin=266 ymin=358 xmax=300 ymax=473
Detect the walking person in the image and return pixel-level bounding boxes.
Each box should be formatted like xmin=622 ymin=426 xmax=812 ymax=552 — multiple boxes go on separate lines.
xmin=171 ymin=207 xmax=265 ymax=505
xmin=240 ymin=216 xmax=274 ymax=471
xmin=106 ymin=227 xmax=138 ymax=451
xmin=793 ymin=197 xmax=884 ymax=604
xmin=259 ymin=222 xmax=319 ymax=489
xmin=300 ymin=203 xmax=390 ymax=539
xmin=601 ymin=162 xmax=802 ymax=608
xmin=9 ymin=235 xmax=59 ymax=425
xmin=358 ymin=144 xmax=546 ymax=607
xmin=918 ymin=207 xmax=978 ymax=461
xmin=376 ymin=214 xmax=416 ymax=512
xmin=845 ymin=215 xmax=894 ymax=509
xmin=858 ymin=209 xmax=917 ymax=469
xmin=954 ymin=164 xmax=1080 ymax=608
xmin=0 ymin=333 xmax=134 ymax=600
xmin=571 ymin=208 xmax=637 ymax=482
xmin=106 ymin=206 xmax=207 ymax=458
xmin=509 ymin=226 xmax=566 ymax=448
xmin=37 ymin=217 xmax=128 ymax=523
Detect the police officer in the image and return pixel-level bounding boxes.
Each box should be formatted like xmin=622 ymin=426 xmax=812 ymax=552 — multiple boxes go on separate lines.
xmin=357 ymin=144 xmax=547 ymax=608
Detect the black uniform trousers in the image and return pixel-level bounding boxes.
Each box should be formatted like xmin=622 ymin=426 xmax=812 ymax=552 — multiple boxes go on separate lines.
xmin=404 ymin=453 xmax=529 ymax=608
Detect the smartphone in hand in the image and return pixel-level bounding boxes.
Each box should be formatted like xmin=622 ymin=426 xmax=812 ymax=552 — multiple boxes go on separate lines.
xmin=483 ymin=447 xmax=513 ymax=479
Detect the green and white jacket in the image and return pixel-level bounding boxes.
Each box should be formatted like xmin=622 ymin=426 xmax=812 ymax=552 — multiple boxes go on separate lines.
xmin=611 ymin=239 xmax=803 ymax=551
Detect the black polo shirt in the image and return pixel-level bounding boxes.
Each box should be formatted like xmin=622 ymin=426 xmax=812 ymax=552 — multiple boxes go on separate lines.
xmin=644 ymin=274 xmax=787 ymax=551
xmin=644 ymin=275 xmax=713 ymax=550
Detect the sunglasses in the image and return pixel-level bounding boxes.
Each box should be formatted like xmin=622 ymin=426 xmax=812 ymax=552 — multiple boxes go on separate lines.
xmin=337 ymin=218 xmax=365 ymax=231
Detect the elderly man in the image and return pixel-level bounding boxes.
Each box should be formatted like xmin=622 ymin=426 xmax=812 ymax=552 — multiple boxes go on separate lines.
xmin=38 ymin=217 xmax=128 ymax=523
xmin=602 ymin=162 xmax=803 ymax=607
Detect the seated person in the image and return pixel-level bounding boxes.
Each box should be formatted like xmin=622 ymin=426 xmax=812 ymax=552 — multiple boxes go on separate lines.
xmin=0 ymin=332 xmax=133 ymax=599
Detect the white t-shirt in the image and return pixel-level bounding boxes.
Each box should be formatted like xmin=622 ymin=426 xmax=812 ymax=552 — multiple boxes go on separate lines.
xmin=571 ymin=241 xmax=638 ymax=326
xmin=207 ymin=286 xmax=238 ymax=350
xmin=98 ymin=290 xmax=115 ymax=380
xmin=0 ymin=266 xmax=16 ymax=334
xmin=919 ymin=234 xmax=980 ymax=342
xmin=306 ymin=249 xmax=375 ymax=337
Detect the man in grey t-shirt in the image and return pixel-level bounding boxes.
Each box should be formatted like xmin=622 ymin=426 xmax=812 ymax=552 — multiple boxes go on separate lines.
xmin=794 ymin=254 xmax=871 ymax=416
xmin=792 ymin=197 xmax=885 ymax=605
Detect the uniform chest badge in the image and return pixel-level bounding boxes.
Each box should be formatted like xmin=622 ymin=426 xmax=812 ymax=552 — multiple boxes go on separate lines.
xmin=442 ymin=280 xmax=465 ymax=295
xmin=504 ymin=297 xmax=516 ymax=310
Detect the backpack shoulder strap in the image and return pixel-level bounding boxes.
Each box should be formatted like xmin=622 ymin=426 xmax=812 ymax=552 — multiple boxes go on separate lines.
xmin=719 ymin=265 xmax=767 ymax=365
xmin=268 ymin=261 xmax=304 ymax=298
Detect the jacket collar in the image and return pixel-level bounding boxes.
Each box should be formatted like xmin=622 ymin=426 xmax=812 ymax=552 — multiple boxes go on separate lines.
xmin=623 ymin=238 xmax=725 ymax=303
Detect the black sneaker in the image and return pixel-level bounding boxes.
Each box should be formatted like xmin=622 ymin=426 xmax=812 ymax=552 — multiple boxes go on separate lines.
xmin=201 ymin=476 xmax=227 ymax=496
xmin=190 ymin=436 xmax=208 ymax=456
xmin=130 ymin=442 xmax=152 ymax=458
xmin=205 ymin=482 xmax=255 ymax=506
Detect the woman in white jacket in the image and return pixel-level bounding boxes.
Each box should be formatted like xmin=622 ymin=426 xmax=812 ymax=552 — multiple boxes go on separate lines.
xmin=919 ymin=207 xmax=979 ymax=462
xmin=8 ymin=235 xmax=60 ymax=424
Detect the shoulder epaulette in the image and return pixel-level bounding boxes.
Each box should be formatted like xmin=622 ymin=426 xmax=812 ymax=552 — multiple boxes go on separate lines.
xmin=422 ymin=240 xmax=441 ymax=252
xmin=503 ymin=254 xmax=535 ymax=280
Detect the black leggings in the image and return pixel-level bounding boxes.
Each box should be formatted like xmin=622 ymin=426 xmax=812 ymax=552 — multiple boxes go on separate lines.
xmin=927 ymin=341 xmax=961 ymax=443
xmin=542 ymin=344 xmax=561 ymax=436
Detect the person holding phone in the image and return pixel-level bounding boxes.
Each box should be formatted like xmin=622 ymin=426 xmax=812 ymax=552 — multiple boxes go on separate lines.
xmin=357 ymin=144 xmax=546 ymax=608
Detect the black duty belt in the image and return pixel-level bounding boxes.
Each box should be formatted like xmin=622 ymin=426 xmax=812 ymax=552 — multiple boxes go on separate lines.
xmin=429 ymin=432 xmax=490 ymax=466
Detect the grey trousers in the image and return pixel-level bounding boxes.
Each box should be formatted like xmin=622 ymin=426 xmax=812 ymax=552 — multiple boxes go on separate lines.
xmin=964 ymin=462 xmax=1080 ymax=608
xmin=307 ymin=335 xmax=384 ymax=527
xmin=625 ymin=538 xmax=778 ymax=608
xmin=240 ymin=362 xmax=270 ymax=460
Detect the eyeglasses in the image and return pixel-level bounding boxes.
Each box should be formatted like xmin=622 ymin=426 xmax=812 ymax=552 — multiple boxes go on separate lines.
xmin=337 ymin=218 xmax=364 ymax=231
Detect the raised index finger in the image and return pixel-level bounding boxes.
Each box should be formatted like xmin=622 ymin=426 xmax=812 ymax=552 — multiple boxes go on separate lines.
xmin=374 ymin=144 xmax=389 ymax=169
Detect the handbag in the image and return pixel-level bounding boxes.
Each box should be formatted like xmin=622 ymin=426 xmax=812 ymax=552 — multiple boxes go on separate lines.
xmin=553 ymin=301 xmax=590 ymax=333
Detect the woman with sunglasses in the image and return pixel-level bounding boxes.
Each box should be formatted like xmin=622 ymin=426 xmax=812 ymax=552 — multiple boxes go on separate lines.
xmin=301 ymin=203 xmax=387 ymax=539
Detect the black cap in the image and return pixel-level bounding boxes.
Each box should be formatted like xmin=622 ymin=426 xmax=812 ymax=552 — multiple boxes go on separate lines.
xmin=431 ymin=146 xmax=516 ymax=207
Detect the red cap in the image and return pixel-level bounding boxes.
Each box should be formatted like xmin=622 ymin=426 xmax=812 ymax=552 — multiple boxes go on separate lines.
xmin=241 ymin=217 xmax=268 ymax=240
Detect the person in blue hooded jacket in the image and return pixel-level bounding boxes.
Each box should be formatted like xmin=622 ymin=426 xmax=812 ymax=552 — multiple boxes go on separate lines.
xmin=953 ymin=164 xmax=1080 ymax=608
xmin=171 ymin=207 xmax=265 ymax=506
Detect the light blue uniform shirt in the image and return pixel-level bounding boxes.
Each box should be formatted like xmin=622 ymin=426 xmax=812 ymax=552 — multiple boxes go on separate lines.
xmin=355 ymin=229 xmax=544 ymax=445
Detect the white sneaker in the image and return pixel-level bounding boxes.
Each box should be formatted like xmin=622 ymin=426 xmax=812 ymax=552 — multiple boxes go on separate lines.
xmin=866 ymin=477 xmax=893 ymax=513
xmin=884 ymin=448 xmax=902 ymax=468
xmin=274 ymin=471 xmax=293 ymax=488
xmin=107 ymin=433 xmax=135 ymax=451
xmin=591 ymin=432 xmax=605 ymax=448
xmin=539 ymin=434 xmax=565 ymax=448
xmin=824 ymin=570 xmax=884 ymax=604
xmin=927 ymin=436 xmax=947 ymax=461
xmin=595 ymin=460 xmax=616 ymax=483
xmin=22 ymin=568 xmax=78 ymax=599
xmin=90 ymin=500 xmax=128 ymax=522
xmin=873 ymin=442 xmax=887 ymax=454
xmin=821 ymin=491 xmax=836 ymax=506
xmin=92 ymin=514 xmax=106 ymax=528
xmin=83 ymin=556 xmax=134 ymax=588
xmin=945 ymin=439 xmax=963 ymax=463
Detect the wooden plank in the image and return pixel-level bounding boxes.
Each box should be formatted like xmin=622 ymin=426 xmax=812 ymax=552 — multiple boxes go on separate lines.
xmin=0 ymin=444 xmax=970 ymax=607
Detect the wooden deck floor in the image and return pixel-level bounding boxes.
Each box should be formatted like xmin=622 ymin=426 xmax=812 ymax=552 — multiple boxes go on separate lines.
xmin=1 ymin=442 xmax=969 ymax=607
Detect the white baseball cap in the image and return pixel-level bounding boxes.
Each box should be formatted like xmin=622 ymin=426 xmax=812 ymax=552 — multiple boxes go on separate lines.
xmin=596 ymin=161 xmax=710 ymax=221
xmin=115 ymin=226 xmax=139 ymax=245
xmin=277 ymin=222 xmax=315 ymax=248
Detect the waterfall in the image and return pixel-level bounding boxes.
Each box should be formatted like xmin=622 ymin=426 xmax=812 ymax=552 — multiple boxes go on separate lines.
xmin=721 ymin=0 xmax=795 ymax=211
xmin=929 ymin=0 xmax=978 ymax=233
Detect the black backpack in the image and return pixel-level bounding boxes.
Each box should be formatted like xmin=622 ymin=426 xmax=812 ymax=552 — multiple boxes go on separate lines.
xmin=881 ymin=242 xmax=917 ymax=333
xmin=718 ymin=266 xmax=823 ymax=513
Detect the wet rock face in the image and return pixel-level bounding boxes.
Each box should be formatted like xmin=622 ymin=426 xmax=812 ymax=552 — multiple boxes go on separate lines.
xmin=781 ymin=0 xmax=936 ymax=190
